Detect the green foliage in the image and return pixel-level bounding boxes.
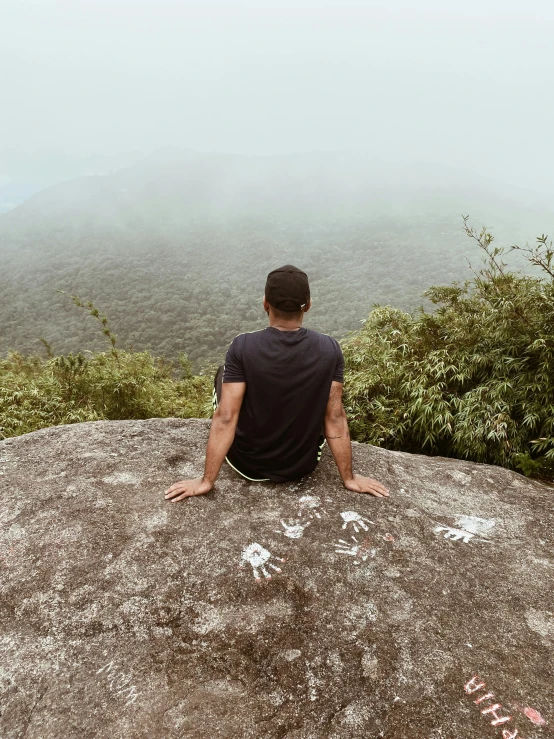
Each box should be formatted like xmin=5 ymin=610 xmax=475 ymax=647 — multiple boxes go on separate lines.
xmin=57 ymin=291 xmax=119 ymax=353
xmin=0 ymin=295 xmax=212 ymax=439
xmin=342 ymin=219 xmax=554 ymax=474
xmin=39 ymin=337 xmax=54 ymax=359
xmin=0 ymin=348 xmax=212 ymax=439
xmin=512 ymin=453 xmax=545 ymax=478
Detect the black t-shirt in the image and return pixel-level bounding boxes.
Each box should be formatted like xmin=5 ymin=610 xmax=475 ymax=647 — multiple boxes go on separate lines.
xmin=223 ymin=326 xmax=344 ymax=482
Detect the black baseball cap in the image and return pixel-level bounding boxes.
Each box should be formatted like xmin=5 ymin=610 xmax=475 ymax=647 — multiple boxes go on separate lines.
xmin=265 ymin=265 xmax=310 ymax=312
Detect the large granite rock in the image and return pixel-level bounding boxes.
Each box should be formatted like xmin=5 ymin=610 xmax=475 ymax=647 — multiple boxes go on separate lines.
xmin=0 ymin=418 xmax=552 ymax=738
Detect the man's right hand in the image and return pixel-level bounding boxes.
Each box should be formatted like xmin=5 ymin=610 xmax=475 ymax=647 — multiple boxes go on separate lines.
xmin=343 ymin=474 xmax=390 ymax=498
xmin=164 ymin=477 xmax=213 ymax=502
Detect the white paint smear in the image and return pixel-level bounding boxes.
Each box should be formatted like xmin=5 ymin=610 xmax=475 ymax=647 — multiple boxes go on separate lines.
xmin=435 ymin=525 xmax=474 ymax=543
xmin=454 ymin=515 xmax=496 ymax=535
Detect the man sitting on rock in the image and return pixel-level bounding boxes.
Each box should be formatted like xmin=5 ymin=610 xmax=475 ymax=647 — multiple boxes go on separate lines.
xmin=165 ymin=265 xmax=389 ymax=502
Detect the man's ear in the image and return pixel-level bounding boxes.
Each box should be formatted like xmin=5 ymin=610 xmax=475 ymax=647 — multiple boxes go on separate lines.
xmin=304 ymin=299 xmax=312 ymax=314
xmin=263 ymin=295 xmax=270 ymax=313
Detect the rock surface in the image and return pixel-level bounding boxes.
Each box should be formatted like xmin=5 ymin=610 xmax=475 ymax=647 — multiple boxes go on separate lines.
xmin=0 ymin=418 xmax=552 ymax=739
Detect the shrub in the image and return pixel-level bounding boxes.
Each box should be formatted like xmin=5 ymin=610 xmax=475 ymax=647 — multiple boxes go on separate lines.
xmin=342 ymin=218 xmax=554 ymax=475
xmin=0 ymin=295 xmax=212 ymax=439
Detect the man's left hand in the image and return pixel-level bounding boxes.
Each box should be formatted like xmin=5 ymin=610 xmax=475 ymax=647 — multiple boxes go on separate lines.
xmin=164 ymin=477 xmax=213 ymax=502
xmin=343 ymin=474 xmax=390 ymax=497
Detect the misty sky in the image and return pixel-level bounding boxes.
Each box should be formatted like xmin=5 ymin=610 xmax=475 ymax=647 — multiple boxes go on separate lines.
xmin=2 ymin=0 xmax=554 ymax=193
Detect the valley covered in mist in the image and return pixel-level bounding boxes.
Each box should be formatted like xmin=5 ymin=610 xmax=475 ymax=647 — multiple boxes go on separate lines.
xmin=2 ymin=149 xmax=552 ymax=368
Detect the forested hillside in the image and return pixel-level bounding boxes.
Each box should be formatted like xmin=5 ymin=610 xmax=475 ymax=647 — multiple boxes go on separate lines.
xmin=2 ymin=225 xmax=553 ymax=476
xmin=1 ymin=150 xmax=552 ymax=367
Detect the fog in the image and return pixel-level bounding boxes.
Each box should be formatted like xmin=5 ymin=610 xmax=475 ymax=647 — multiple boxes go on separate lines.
xmin=2 ymin=0 xmax=554 ymax=195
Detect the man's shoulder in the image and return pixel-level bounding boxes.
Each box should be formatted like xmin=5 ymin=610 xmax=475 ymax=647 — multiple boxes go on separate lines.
xmin=305 ymin=328 xmax=342 ymax=351
xmin=227 ymin=329 xmax=266 ymax=351
xmin=231 ymin=329 xmax=267 ymax=342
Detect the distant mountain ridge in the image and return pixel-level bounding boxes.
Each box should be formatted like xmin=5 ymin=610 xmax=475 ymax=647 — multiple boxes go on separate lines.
xmin=1 ymin=149 xmax=553 ymax=365
xmin=3 ymin=149 xmax=553 ymax=233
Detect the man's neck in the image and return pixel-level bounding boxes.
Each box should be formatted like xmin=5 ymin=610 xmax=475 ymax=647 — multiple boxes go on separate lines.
xmin=268 ymin=317 xmax=303 ymax=332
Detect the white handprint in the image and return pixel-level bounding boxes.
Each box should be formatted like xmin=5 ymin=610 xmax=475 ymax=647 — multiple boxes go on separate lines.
xmin=434 ymin=525 xmax=474 ymax=543
xmin=298 ymin=495 xmax=327 ymax=519
xmin=340 ymin=511 xmax=375 ymax=533
xmin=274 ymin=519 xmax=311 ymax=539
xmin=335 ymin=536 xmax=376 ymax=564
xmin=240 ymin=543 xmax=285 ymax=582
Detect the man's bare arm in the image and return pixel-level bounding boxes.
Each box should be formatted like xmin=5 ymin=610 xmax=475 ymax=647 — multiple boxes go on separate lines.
xmin=325 ymin=381 xmax=389 ymax=498
xmin=164 ymin=381 xmax=246 ymax=502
